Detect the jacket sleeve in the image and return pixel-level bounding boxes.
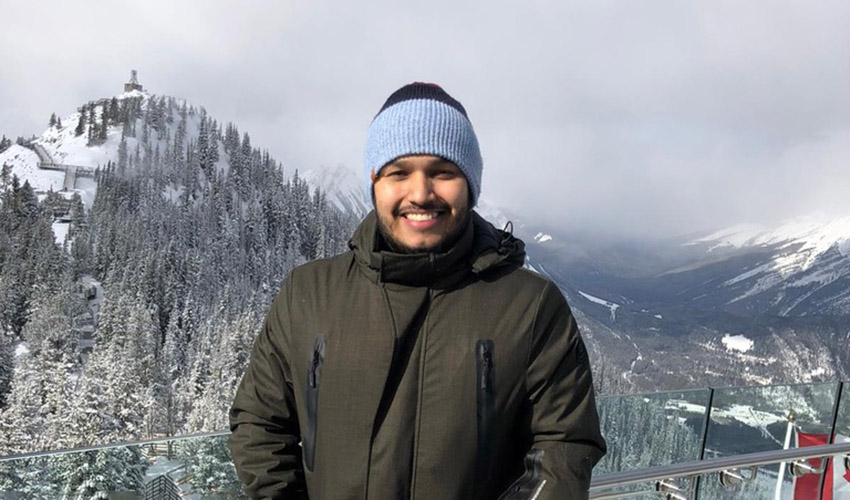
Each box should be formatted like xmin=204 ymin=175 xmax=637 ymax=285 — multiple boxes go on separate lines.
xmin=229 ymin=278 xmax=309 ymax=499
xmin=500 ymin=282 xmax=606 ymax=500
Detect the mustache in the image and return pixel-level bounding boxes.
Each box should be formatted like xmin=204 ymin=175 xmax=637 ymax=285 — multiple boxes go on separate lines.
xmin=395 ymin=202 xmax=450 ymax=215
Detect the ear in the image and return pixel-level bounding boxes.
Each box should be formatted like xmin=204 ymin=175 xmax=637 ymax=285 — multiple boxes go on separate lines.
xmin=370 ymin=167 xmax=378 ymax=183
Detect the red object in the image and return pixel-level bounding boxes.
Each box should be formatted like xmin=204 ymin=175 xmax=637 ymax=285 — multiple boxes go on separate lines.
xmin=794 ymin=431 xmax=829 ymax=500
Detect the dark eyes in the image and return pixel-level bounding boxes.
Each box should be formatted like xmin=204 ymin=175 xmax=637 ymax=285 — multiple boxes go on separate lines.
xmin=383 ymin=169 xmax=459 ymax=179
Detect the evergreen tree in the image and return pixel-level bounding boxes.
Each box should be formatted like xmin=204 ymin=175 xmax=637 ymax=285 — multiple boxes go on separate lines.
xmin=0 ymin=348 xmax=55 ymax=454
xmin=0 ymin=334 xmax=11 ymax=409
xmin=49 ymin=113 xmax=57 ymax=128
xmin=108 ymin=96 xmax=119 ymax=124
xmin=98 ymin=103 xmax=108 ymax=143
xmin=74 ymin=108 xmax=86 ymax=137
xmin=86 ymin=106 xmax=96 ymax=145
xmin=176 ymin=436 xmax=242 ymax=497
xmin=56 ymin=448 xmax=149 ymax=499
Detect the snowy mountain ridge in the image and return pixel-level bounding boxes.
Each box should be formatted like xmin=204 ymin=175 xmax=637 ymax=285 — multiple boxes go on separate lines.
xmin=37 ymin=90 xmax=154 ymax=168
xmin=690 ymin=213 xmax=850 ymax=261
xmin=677 ymin=214 xmax=850 ymax=315
xmin=1 ymin=89 xmax=201 ymax=210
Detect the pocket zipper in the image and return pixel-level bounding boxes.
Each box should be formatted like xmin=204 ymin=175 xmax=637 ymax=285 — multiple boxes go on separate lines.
xmin=304 ymin=334 xmax=326 ymax=472
xmin=475 ymin=339 xmax=495 ymax=489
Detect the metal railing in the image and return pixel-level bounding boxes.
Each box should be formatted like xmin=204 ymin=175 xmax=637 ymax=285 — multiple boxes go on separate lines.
xmin=590 ymin=442 xmax=850 ymax=499
xmin=0 ymin=430 xmax=228 ymax=462
xmin=2 ymin=379 xmax=850 ymax=498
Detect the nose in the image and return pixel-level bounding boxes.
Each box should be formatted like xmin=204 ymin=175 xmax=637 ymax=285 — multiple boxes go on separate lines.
xmin=407 ymin=171 xmax=434 ymax=205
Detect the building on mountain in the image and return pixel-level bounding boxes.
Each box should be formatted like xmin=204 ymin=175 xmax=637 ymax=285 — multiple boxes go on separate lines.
xmin=124 ymin=70 xmax=144 ymax=92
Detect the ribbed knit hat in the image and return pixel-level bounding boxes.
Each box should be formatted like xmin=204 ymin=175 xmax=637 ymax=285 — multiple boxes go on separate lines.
xmin=364 ymin=82 xmax=483 ymax=206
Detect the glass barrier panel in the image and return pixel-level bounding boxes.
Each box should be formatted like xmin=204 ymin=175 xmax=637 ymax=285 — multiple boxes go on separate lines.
xmin=696 ymin=381 xmax=840 ymax=500
xmin=594 ymin=388 xmax=712 ymax=499
xmin=0 ymin=433 xmax=244 ymax=499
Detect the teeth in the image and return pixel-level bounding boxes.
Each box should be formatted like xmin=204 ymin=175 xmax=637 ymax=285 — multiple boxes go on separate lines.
xmin=405 ymin=212 xmax=437 ymax=221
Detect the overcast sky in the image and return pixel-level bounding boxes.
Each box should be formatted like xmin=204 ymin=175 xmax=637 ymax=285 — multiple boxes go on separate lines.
xmin=2 ymin=1 xmax=849 ymax=238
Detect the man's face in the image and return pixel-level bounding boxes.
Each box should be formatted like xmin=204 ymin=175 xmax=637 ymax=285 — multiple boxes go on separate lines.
xmin=373 ymin=155 xmax=470 ymax=253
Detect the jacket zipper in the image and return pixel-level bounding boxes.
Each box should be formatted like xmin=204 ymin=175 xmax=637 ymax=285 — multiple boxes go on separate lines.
xmin=304 ymin=334 xmax=326 ymax=472
xmin=475 ymin=339 xmax=495 ymax=489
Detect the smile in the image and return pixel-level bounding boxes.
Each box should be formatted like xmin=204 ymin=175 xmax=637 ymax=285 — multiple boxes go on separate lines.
xmin=403 ymin=212 xmax=439 ymax=221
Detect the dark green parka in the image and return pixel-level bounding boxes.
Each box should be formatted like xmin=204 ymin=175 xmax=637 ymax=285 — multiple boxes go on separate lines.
xmin=229 ymin=211 xmax=606 ymax=499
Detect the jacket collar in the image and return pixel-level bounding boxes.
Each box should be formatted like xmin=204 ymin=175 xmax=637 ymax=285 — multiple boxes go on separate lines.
xmin=349 ymin=210 xmax=526 ymax=288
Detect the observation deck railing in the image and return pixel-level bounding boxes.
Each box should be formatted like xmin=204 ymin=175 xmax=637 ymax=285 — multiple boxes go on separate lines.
xmin=1 ymin=380 xmax=849 ymax=499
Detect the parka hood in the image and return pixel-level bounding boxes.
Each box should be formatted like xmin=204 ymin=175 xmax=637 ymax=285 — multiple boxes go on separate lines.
xmin=348 ymin=210 xmax=526 ymax=287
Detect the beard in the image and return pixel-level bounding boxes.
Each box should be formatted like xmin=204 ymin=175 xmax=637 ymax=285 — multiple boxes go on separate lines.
xmin=377 ymin=204 xmax=471 ymax=255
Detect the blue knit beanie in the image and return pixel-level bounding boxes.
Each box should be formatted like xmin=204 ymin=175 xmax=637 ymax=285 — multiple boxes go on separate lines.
xmin=364 ymin=82 xmax=483 ymax=206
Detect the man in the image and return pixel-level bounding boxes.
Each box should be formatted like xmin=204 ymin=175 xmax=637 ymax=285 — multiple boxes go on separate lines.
xmin=229 ymin=82 xmax=606 ymax=499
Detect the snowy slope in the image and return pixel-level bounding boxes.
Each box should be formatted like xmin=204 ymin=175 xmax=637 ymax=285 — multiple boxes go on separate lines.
xmin=0 ymin=144 xmax=64 ymax=192
xmin=36 ymin=92 xmax=145 ymax=168
xmin=300 ymin=164 xmax=371 ymax=217
xmin=682 ymin=214 xmax=850 ymax=315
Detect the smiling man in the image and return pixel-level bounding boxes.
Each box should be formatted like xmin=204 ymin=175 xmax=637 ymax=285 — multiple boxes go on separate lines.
xmin=229 ymin=83 xmax=606 ymax=500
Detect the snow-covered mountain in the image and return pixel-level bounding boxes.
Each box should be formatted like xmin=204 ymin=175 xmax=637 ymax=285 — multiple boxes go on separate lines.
xmin=300 ymin=164 xmax=371 ymax=218
xmin=668 ymin=214 xmax=850 ymax=316
xmin=1 ymin=90 xmax=192 ymax=209
xmin=673 ymin=214 xmax=850 ymax=316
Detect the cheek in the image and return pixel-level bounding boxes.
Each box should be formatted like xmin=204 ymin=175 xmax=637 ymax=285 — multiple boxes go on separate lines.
xmin=442 ymin=184 xmax=469 ymax=211
xmin=373 ymin=185 xmax=398 ymax=213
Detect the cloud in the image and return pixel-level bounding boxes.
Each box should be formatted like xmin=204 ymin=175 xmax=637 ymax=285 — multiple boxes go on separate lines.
xmin=2 ymin=0 xmax=849 ymax=238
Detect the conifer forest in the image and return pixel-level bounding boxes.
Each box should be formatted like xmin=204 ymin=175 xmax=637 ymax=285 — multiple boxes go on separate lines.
xmin=0 ymin=95 xmax=358 ymax=495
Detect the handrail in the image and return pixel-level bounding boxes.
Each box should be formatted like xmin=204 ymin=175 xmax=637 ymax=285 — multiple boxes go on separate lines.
xmin=0 ymin=430 xmax=229 ymax=462
xmin=589 ymin=442 xmax=850 ymax=499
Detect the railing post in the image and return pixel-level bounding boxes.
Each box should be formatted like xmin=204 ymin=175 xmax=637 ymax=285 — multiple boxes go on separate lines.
xmin=692 ymin=387 xmax=715 ymax=500
xmin=819 ymin=381 xmax=844 ymax=500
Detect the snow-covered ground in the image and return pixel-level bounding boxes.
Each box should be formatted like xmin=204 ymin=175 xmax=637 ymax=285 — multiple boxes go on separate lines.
xmin=14 ymin=342 xmax=29 ymax=358
xmin=51 ymin=221 xmax=70 ymax=247
xmin=722 ymin=334 xmax=754 ymax=353
xmin=666 ymin=399 xmax=788 ymax=428
xmin=0 ymin=144 xmax=65 ymax=192
xmin=578 ymin=290 xmax=620 ymax=321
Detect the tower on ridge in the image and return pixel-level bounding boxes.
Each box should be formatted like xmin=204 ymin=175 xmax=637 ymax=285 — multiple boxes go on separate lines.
xmin=124 ymin=70 xmax=144 ymax=92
